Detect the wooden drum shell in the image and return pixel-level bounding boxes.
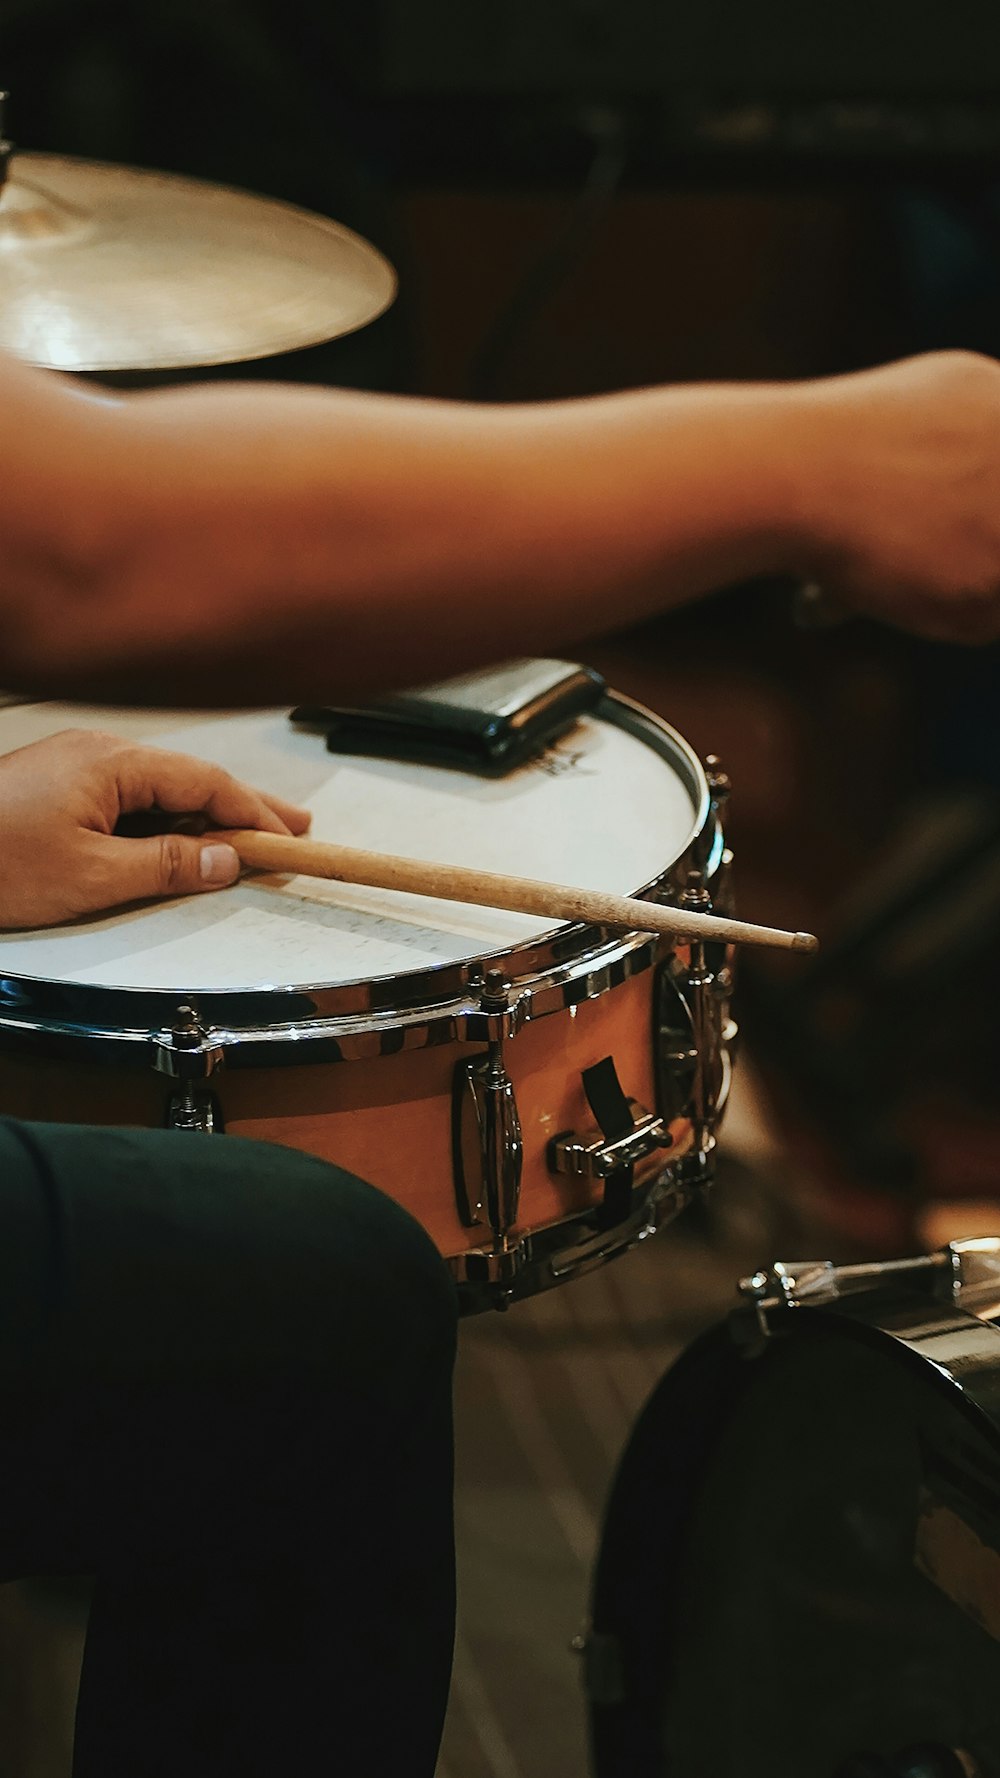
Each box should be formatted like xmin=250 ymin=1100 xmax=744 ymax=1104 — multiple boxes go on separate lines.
xmin=0 ymin=690 xmax=717 ymax=1294
xmin=0 ymin=967 xmax=691 ymax=1259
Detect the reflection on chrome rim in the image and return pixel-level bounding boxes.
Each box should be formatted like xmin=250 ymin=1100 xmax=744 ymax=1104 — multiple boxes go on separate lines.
xmin=0 ymin=694 xmax=716 ymax=1060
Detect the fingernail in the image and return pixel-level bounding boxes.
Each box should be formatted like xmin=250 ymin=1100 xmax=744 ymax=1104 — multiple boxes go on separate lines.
xmin=199 ymin=844 xmax=240 ymax=886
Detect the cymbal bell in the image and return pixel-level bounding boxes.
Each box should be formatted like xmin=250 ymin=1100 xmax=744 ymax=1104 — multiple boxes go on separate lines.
xmin=0 ymin=151 xmax=397 ymax=373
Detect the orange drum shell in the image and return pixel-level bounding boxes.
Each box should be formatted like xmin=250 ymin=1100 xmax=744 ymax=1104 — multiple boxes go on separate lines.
xmin=0 ymin=969 xmax=689 ymax=1258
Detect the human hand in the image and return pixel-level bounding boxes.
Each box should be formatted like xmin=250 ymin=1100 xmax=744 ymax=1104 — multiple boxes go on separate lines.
xmin=0 ymin=729 xmax=311 ymax=929
xmin=792 ymin=350 xmax=1000 ymax=644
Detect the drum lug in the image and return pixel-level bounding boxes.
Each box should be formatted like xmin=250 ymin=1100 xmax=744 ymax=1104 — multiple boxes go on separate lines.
xmin=680 ymin=872 xmax=722 ymax=1132
xmin=671 ymin=1140 xmax=717 ymax=1195
xmin=654 ymin=867 xmax=733 ymax=1159
xmin=450 ymin=1243 xmax=526 ymax=1296
xmin=697 ymin=751 xmax=732 ymax=879
xmin=655 ymin=963 xmax=698 ymax=1120
xmin=705 ymin=753 xmax=731 ymax=805
xmin=164 ymin=1085 xmax=224 ymax=1134
xmin=152 ymin=1002 xmax=225 ymax=1081
xmin=153 ymin=1003 xmax=225 ymax=1132
xmin=455 ymin=982 xmax=530 ymax=1044
xmin=452 ymin=971 xmax=524 ymax=1241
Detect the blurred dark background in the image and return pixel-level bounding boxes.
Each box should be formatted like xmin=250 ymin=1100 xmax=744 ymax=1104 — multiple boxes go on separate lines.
xmin=5 ymin=8 xmax=1000 ymax=1776
xmin=6 ymin=0 xmax=1000 ymax=1251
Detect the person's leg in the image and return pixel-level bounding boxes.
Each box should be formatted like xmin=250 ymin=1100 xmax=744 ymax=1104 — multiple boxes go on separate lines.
xmin=0 ymin=1117 xmax=457 ymax=1777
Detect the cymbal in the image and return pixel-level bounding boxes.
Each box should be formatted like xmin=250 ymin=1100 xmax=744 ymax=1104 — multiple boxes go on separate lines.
xmin=0 ymin=152 xmax=397 ymax=372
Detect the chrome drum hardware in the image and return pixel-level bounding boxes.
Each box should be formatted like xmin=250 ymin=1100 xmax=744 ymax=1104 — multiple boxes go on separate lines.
xmin=153 ymin=1003 xmax=225 ymax=1134
xmin=452 ymin=971 xmax=524 ymax=1242
xmin=547 ymin=1102 xmax=673 ymax=1183
xmin=0 ymin=689 xmax=736 ymax=1309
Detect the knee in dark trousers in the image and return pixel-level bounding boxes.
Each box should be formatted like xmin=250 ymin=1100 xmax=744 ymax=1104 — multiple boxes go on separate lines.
xmin=0 ymin=1120 xmax=458 ymax=1778
xmin=0 ymin=1118 xmax=458 ymax=1394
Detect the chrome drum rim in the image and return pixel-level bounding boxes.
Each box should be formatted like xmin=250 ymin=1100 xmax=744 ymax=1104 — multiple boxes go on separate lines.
xmin=0 ymin=694 xmax=716 ymax=1066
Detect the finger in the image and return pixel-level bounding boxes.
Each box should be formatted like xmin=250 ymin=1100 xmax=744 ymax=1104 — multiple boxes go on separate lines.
xmin=259 ymin=792 xmax=312 ymax=835
xmin=98 ymin=832 xmax=241 ymax=907
xmin=114 ymin=747 xmax=310 ymax=836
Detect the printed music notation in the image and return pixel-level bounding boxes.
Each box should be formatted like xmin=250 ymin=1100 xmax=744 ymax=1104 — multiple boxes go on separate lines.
xmin=2 ymin=884 xmax=541 ymax=992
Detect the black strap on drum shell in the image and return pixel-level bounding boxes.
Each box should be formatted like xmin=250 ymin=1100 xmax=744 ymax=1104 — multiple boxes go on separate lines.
xmin=582 ymin=1056 xmax=634 ymax=1230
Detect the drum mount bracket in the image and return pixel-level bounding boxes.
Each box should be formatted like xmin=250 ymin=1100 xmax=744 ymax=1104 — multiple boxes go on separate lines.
xmin=736 ymin=1238 xmax=1000 ymax=1341
xmin=152 ymin=1002 xmax=225 ymax=1134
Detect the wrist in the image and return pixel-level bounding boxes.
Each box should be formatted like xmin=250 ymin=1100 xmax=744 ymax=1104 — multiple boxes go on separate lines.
xmin=723 ymin=380 xmax=850 ymax=585
xmin=773 ymin=368 xmax=892 ymax=587
xmin=641 ymin=380 xmax=840 ymax=591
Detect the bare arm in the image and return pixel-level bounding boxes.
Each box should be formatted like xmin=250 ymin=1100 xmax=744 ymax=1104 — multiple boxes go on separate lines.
xmin=5 ymin=347 xmax=1000 ymax=704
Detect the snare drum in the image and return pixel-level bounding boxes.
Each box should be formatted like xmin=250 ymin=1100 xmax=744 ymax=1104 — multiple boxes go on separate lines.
xmin=587 ymin=1242 xmax=1000 ymax=1777
xmin=0 ymin=690 xmax=734 ymax=1307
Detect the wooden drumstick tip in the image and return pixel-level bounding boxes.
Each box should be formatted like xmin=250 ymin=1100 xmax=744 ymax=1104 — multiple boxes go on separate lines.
xmin=793 ymin=931 xmax=820 ymax=954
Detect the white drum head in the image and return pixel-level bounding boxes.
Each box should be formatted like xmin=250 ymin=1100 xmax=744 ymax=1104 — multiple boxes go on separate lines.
xmin=0 ymin=702 xmax=705 ymax=994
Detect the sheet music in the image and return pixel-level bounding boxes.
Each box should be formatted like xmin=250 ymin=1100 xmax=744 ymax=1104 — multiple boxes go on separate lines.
xmin=0 ymin=707 xmax=698 ymax=992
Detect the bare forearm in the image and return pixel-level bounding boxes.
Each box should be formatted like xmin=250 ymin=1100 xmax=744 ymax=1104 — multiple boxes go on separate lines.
xmin=6 ymin=345 xmax=1000 ymax=703
xmin=2 ymin=371 xmax=811 ymax=702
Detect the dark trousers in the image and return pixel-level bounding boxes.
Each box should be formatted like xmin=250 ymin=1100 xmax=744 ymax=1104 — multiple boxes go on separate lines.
xmin=0 ymin=1118 xmax=457 ymax=1777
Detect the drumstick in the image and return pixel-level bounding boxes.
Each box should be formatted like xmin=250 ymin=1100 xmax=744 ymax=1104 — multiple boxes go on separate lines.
xmin=215 ymin=828 xmax=819 ymax=955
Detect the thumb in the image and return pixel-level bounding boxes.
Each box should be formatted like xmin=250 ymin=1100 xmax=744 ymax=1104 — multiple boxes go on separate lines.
xmin=106 ymin=833 xmax=242 ymax=905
